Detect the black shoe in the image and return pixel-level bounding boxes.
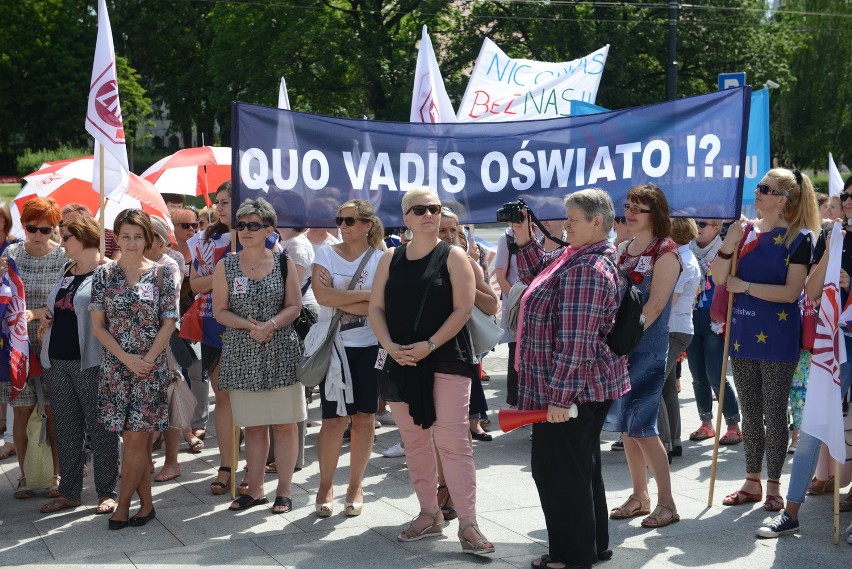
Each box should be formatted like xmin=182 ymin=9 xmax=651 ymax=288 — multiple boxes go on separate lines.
xmin=471 ymin=431 xmax=493 ymax=442
xmin=597 ymin=549 xmax=613 ymax=561
xmin=229 ymin=494 xmax=269 ymax=511
xmin=108 ymin=516 xmax=129 ymax=530
xmin=129 ymin=508 xmax=156 ymax=527
xmin=671 ymin=445 xmax=683 ymax=457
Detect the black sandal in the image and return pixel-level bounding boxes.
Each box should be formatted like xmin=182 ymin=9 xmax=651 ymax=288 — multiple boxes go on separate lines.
xmin=229 ymin=494 xmax=269 ymax=511
xmin=272 ymin=496 xmax=292 ymax=514
xmin=437 ymin=485 xmax=458 ymax=520
xmin=210 ymin=466 xmax=231 ymax=496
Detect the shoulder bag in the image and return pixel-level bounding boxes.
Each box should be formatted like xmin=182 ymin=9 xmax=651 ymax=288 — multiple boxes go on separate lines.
xmin=296 ymin=249 xmax=375 ymax=388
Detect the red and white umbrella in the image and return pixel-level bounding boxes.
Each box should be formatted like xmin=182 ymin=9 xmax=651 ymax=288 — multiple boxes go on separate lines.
xmin=141 ymin=146 xmax=231 ymax=202
xmin=13 ymin=155 xmax=172 ymax=240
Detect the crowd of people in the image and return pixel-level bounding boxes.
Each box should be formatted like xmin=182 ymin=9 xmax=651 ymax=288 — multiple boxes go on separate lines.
xmin=1 ymin=168 xmax=852 ymax=566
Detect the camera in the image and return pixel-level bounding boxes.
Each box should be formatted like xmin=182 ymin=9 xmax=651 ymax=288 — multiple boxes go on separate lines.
xmin=496 ymin=199 xmax=527 ymax=223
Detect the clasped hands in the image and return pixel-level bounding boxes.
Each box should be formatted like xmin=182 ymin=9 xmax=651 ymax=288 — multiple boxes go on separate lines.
xmin=246 ymin=316 xmax=276 ymax=343
xmin=388 ymin=341 xmax=430 ymax=366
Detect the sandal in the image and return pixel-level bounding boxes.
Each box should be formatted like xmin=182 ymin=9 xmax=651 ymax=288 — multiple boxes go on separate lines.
xmin=839 ymin=492 xmax=852 ymax=513
xmin=807 ymin=475 xmax=834 ymax=495
xmin=458 ymin=520 xmax=495 ymax=555
xmin=265 ymin=462 xmax=277 ymax=474
xmin=641 ymin=503 xmax=680 ymax=528
xmin=689 ymin=424 xmax=714 ymax=441
xmin=722 ymin=476 xmax=762 ymax=506
xmin=398 ymin=510 xmax=444 ymax=542
xmin=719 ymin=428 xmax=743 ymax=445
xmin=531 ymin=554 xmax=567 ymax=569
xmin=764 ymin=480 xmax=784 ymax=512
xmin=437 ymin=485 xmax=458 ymax=520
xmin=186 ymin=438 xmax=204 ymax=454
xmin=238 ymin=480 xmax=250 ymax=496
xmin=193 ymin=429 xmax=206 ymax=440
xmin=610 ymin=494 xmax=651 ymax=519
xmin=14 ymin=477 xmax=32 ymax=499
xmin=0 ymin=442 xmax=15 ymax=460
xmin=40 ymin=497 xmax=82 ymax=514
xmin=210 ymin=466 xmax=231 ymax=496
xmin=229 ymin=494 xmax=269 ymax=511
xmin=272 ymin=496 xmax=292 ymax=514
xmin=45 ymin=475 xmax=61 ymax=498
xmin=96 ymin=497 xmax=118 ymax=515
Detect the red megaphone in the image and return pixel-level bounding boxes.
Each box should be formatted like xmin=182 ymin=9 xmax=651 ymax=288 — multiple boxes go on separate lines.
xmin=498 ymin=408 xmax=548 ymax=432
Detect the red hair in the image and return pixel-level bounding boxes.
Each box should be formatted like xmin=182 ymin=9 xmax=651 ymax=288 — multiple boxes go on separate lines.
xmin=21 ymin=197 xmax=61 ymax=226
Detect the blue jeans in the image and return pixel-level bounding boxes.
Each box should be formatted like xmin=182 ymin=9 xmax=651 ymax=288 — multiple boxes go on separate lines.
xmin=686 ymin=310 xmax=741 ymax=424
xmin=607 ymin=350 xmax=667 ymax=438
xmin=786 ymin=333 xmax=852 ymax=505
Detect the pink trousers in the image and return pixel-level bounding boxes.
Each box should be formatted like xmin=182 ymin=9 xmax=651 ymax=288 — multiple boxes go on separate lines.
xmin=389 ymin=372 xmax=476 ymax=518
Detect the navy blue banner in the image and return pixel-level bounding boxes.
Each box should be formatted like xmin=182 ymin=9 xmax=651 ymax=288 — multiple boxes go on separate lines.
xmin=232 ymin=87 xmax=750 ymax=228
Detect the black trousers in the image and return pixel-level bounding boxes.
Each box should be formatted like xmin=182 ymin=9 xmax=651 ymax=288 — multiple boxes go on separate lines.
xmin=506 ymin=342 xmax=519 ymax=406
xmin=531 ymin=400 xmax=611 ymax=566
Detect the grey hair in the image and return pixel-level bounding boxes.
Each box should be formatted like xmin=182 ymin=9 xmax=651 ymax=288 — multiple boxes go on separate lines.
xmin=563 ymin=188 xmax=615 ymax=233
xmin=236 ymin=198 xmax=277 ymax=227
xmin=401 ymin=186 xmax=440 ymax=215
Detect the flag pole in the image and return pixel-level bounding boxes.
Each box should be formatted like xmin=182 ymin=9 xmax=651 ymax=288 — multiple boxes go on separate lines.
xmin=707 ymin=247 xmax=739 ymax=507
xmin=230 ymin=227 xmax=239 ymax=499
xmin=98 ymin=144 xmax=106 ymax=258
xmin=834 ymin=460 xmax=841 ymax=544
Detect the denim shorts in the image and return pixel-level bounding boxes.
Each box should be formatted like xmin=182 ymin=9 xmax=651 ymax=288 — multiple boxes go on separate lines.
xmin=606 ymin=350 xmax=667 ymax=437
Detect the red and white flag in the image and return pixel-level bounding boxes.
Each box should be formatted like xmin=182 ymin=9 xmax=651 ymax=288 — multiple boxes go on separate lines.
xmin=829 ymin=153 xmax=844 ymax=198
xmin=802 ymin=221 xmax=847 ymax=462
xmin=410 ymin=26 xmax=456 ymax=124
xmin=0 ymin=259 xmax=29 ymax=400
xmin=85 ymin=0 xmax=130 ymax=201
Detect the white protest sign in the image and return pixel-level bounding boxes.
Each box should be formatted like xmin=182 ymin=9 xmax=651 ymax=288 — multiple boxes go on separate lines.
xmin=456 ymin=40 xmax=609 ymax=123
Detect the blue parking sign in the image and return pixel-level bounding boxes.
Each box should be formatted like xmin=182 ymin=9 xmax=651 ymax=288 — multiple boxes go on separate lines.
xmin=718 ymin=72 xmax=747 ymax=91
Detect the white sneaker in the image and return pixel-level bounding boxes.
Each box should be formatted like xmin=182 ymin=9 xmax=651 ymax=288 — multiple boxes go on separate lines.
xmin=376 ymin=411 xmax=396 ymax=426
xmin=382 ymin=442 xmax=405 ymax=458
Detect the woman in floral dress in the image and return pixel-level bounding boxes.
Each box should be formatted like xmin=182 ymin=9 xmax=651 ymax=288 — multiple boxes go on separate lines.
xmin=90 ymin=210 xmax=178 ymax=530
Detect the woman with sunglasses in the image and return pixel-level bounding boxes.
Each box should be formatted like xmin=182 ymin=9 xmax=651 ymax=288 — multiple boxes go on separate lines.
xmin=685 ymin=219 xmax=742 ymax=446
xmin=90 ymin=209 xmax=178 ymax=529
xmin=712 ymin=168 xmax=819 ymax=513
xmin=212 ymin=198 xmax=304 ymax=513
xmin=606 ymin=184 xmax=681 ymax=529
xmin=37 ymin=215 xmax=118 ymax=515
xmin=60 ymin=203 xmax=121 ymax=260
xmin=311 ymin=199 xmax=383 ymax=517
xmin=1 ymin=197 xmax=66 ymax=500
xmin=170 ymin=208 xmax=208 ymax=446
xmin=369 ymin=188 xmax=494 ymax=556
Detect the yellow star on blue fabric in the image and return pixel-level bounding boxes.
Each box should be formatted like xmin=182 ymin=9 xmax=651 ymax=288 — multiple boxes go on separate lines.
xmin=785 ymin=255 xmax=790 ymax=266
xmin=773 ymin=234 xmax=785 ymax=245
xmin=756 ymin=331 xmax=768 ymax=343
xmin=733 ymin=340 xmax=741 ymax=352
xmin=777 ymin=310 xmax=789 ymax=321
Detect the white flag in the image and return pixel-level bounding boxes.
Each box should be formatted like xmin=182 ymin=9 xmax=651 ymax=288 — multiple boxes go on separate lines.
xmin=278 ymin=77 xmax=291 ymax=110
xmin=802 ymin=221 xmax=848 ymax=462
xmin=829 ymin=153 xmax=843 ymax=198
xmin=85 ymin=0 xmax=129 ymax=201
xmin=456 ymin=40 xmax=609 ymax=122
xmin=411 ymin=26 xmax=456 ymax=124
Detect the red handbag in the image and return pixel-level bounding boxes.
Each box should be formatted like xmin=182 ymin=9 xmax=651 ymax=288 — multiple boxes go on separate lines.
xmin=802 ymin=297 xmax=816 ymax=351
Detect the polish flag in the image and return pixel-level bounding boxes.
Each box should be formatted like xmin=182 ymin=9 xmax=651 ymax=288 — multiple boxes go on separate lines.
xmin=410 ymin=26 xmax=456 ymax=124
xmin=85 ymin=0 xmax=130 ymax=201
xmin=828 ymin=153 xmax=844 ymax=198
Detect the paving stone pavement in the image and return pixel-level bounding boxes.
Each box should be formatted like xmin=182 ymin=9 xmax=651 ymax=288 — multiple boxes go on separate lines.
xmin=1 ymin=344 xmax=850 ymax=568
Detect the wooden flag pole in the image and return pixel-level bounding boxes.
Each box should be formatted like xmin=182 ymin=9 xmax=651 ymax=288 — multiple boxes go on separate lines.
xmin=98 ymin=145 xmax=106 ymax=258
xmin=230 ymin=228 xmax=239 ymax=500
xmin=834 ymin=460 xmax=840 ymax=544
xmin=707 ymin=246 xmax=739 ymax=507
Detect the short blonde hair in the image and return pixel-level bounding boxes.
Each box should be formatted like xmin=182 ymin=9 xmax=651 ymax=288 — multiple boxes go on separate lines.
xmin=670 ymin=218 xmax=698 ymax=245
xmin=401 ymin=187 xmax=439 ymax=215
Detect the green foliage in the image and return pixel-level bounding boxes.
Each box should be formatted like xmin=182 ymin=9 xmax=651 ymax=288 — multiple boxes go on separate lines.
xmin=15 ymin=145 xmax=90 ymax=178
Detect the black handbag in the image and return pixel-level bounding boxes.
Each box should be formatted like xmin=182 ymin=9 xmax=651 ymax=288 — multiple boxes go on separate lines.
xmin=293 ymin=278 xmax=317 ymax=340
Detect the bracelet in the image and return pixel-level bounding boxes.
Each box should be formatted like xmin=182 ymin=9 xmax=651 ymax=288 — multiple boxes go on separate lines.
xmin=270 ymin=318 xmax=279 ymax=330
xmin=716 ymin=249 xmax=734 ymax=260
xmin=745 ymin=282 xmax=751 ymax=296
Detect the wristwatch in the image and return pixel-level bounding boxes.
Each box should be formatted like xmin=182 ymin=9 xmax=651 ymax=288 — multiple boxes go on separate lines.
xmin=427 ymin=338 xmax=436 ymax=352
xmin=745 ymin=282 xmax=751 ymax=296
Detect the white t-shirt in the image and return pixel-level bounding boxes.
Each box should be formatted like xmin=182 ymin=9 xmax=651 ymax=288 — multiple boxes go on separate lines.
xmin=668 ymin=244 xmax=702 ymax=335
xmin=309 ymin=232 xmax=341 ymax=254
xmin=280 ymin=233 xmax=317 ymax=306
xmin=313 ymin=245 xmax=381 ymax=347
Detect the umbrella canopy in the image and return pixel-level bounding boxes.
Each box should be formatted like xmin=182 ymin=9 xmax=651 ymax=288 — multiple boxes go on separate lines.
xmin=140 ymin=146 xmax=231 ymax=199
xmin=13 ymin=156 xmax=172 ymax=240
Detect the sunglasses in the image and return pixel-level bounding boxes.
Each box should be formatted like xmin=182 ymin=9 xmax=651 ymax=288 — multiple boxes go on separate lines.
xmin=234 ymin=221 xmax=270 ymax=232
xmin=60 ymin=233 xmax=74 ymax=242
xmin=178 ymin=222 xmax=199 ymax=230
xmin=406 ymin=204 xmax=442 ymax=216
xmin=25 ymin=225 xmax=53 ymax=235
xmin=623 ymin=203 xmax=651 ymax=215
xmin=335 ymin=216 xmax=369 ymax=227
xmin=614 ymin=216 xmax=626 ymax=224
xmin=840 ymin=193 xmax=852 ymax=202
xmin=756 ymin=183 xmax=785 ymax=196
xmin=696 ymin=221 xmax=712 ymax=228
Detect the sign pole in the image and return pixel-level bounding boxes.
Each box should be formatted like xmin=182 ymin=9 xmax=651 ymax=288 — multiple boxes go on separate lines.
xmin=99 ymin=144 xmax=106 ymax=258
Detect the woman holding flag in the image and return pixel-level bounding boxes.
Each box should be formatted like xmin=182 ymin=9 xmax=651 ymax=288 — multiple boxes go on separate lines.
xmin=712 ymin=168 xmax=819 ymax=513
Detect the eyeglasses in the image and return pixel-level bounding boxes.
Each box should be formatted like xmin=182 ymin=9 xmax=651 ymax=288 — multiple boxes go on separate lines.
xmin=234 ymin=221 xmax=270 ymax=232
xmin=60 ymin=233 xmax=74 ymax=242
xmin=840 ymin=193 xmax=852 ymax=202
xmin=25 ymin=225 xmax=53 ymax=235
xmin=623 ymin=203 xmax=651 ymax=215
xmin=335 ymin=216 xmax=369 ymax=227
xmin=178 ymin=222 xmax=199 ymax=230
xmin=756 ymin=183 xmax=785 ymax=196
xmin=614 ymin=216 xmax=626 ymax=225
xmin=405 ymin=204 xmax=442 ymax=216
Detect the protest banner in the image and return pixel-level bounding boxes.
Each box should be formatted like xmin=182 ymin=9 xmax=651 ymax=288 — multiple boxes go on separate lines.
xmin=456 ymin=40 xmax=609 ymax=122
xmin=232 ymin=86 xmax=750 ymax=228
